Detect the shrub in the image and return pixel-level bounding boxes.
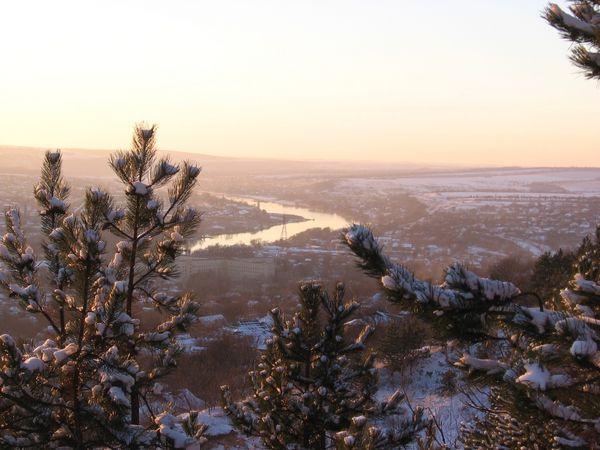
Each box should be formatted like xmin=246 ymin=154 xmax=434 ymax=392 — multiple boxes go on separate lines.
xmin=375 ymin=315 xmax=432 ymax=374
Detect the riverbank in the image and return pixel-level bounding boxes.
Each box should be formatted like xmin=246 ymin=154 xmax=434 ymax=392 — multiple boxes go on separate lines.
xmin=189 ymin=195 xmax=350 ymax=252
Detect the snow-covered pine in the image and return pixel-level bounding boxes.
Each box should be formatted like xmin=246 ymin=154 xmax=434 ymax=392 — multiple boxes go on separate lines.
xmin=333 ymin=390 xmax=429 ymax=450
xmin=345 ymin=224 xmax=520 ymax=331
xmin=107 ymin=123 xmax=202 ymax=427
xmin=460 ymin=387 xmax=561 ymax=449
xmin=222 ymin=281 xmax=427 ymax=450
xmin=545 ymin=1 xmax=600 ymax=80
xmin=0 ymin=190 xmax=149 ymax=447
xmin=33 ymin=151 xmax=71 ymax=338
xmin=343 ymin=224 xmax=600 ymax=447
xmin=519 ymin=77 xmax=600 ymax=444
xmin=0 ymin=126 xmax=205 ymax=448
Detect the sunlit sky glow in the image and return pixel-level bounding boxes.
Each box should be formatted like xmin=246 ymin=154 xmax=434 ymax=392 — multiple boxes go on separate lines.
xmin=1 ymin=0 xmax=598 ymax=166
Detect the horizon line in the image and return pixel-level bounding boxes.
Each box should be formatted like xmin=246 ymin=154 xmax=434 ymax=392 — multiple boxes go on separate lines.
xmin=2 ymin=144 xmax=600 ymax=171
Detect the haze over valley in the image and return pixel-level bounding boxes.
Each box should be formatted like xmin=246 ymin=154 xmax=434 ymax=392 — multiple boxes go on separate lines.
xmin=4 ymin=146 xmax=599 ymax=325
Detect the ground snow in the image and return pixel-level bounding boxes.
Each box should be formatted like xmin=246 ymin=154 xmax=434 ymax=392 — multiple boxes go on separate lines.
xmin=192 ymin=408 xmax=265 ymax=449
xmin=197 ymin=314 xmax=226 ymax=325
xmin=226 ymin=315 xmax=273 ymax=349
xmin=198 ymin=348 xmax=483 ymax=448
xmin=376 ymin=348 xmax=484 ymax=448
xmin=194 ymin=408 xmax=235 ymax=437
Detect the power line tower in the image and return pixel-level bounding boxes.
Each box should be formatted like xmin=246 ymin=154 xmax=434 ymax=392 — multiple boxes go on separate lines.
xmin=280 ymin=214 xmax=288 ymax=241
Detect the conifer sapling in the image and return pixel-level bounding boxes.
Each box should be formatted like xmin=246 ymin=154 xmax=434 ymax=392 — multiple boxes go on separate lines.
xmin=0 ymin=125 xmax=205 ymax=448
xmin=222 ymin=281 xmax=427 ymax=450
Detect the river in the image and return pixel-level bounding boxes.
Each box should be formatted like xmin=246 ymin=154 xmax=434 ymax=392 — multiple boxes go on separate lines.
xmin=189 ymin=197 xmax=350 ymax=252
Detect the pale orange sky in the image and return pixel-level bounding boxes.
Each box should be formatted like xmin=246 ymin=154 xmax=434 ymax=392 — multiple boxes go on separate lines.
xmin=1 ymin=0 xmax=599 ymax=166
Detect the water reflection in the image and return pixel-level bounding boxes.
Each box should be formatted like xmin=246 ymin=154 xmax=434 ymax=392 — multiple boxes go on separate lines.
xmin=189 ymin=197 xmax=349 ymax=252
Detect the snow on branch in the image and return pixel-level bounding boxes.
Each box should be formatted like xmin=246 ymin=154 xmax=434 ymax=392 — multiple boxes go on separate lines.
xmin=455 ymin=353 xmax=508 ymax=375
xmin=444 ymin=263 xmax=520 ymax=302
xmin=546 ymin=4 xmax=596 ymax=37
xmin=344 ymin=224 xmax=520 ymax=313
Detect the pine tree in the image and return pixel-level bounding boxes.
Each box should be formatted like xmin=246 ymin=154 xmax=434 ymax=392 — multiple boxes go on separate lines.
xmin=326 ymin=5 xmax=600 ymax=447
xmin=0 ymin=126 xmax=205 ymax=448
xmin=377 ymin=316 xmax=431 ymax=375
xmin=531 ymin=249 xmax=576 ymax=305
xmin=344 ymin=224 xmax=600 ymax=448
xmin=460 ymin=386 xmax=562 ymax=449
xmin=222 ymin=281 xmax=427 ymax=450
xmin=106 ymin=124 xmax=202 ymax=426
xmin=545 ymin=1 xmax=600 ymax=80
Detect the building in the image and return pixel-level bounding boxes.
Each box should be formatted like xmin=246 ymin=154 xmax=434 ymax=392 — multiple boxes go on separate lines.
xmin=178 ymin=256 xmax=276 ymax=284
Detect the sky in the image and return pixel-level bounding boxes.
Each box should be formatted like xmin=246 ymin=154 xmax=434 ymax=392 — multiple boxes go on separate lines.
xmin=1 ymin=0 xmax=599 ymax=167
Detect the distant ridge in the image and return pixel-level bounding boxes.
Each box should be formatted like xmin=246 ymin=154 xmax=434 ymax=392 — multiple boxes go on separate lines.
xmin=4 ymin=146 xmax=598 ymax=181
xmin=0 ymin=145 xmax=457 ymax=178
